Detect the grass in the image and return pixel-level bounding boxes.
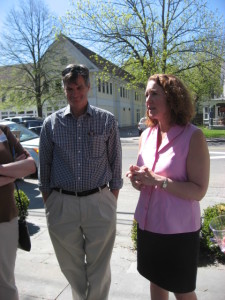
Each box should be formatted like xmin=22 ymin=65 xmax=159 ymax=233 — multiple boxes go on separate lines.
xmin=199 ymin=127 xmax=225 ymax=138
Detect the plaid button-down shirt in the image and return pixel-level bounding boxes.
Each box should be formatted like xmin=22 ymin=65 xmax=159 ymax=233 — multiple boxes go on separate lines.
xmin=38 ymin=104 xmax=123 ymax=194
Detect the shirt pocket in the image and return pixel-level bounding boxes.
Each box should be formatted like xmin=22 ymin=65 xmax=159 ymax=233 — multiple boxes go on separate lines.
xmin=89 ymin=135 xmax=106 ymax=159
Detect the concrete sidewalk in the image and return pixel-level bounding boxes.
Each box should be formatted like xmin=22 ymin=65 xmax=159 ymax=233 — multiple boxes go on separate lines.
xmin=15 ymin=213 xmax=225 ymax=300
xmin=15 ymin=178 xmax=225 ymax=300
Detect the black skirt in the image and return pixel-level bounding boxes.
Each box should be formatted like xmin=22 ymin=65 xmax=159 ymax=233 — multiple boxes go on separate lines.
xmin=137 ymin=226 xmax=200 ymax=293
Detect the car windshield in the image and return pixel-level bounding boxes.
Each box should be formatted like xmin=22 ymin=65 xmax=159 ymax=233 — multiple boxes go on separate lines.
xmin=7 ymin=123 xmax=39 ymax=142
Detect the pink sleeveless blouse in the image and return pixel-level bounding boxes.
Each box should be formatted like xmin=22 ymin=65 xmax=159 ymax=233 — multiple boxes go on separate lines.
xmin=134 ymin=124 xmax=201 ymax=234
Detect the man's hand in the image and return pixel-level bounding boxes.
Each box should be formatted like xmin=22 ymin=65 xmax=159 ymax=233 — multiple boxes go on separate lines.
xmin=110 ymin=189 xmax=119 ymax=200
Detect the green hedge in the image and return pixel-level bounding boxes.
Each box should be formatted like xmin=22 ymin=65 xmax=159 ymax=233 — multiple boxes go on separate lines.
xmin=131 ymin=219 xmax=138 ymax=250
xmin=14 ymin=189 xmax=30 ymax=218
xmin=131 ymin=203 xmax=225 ymax=264
xmin=200 ymin=203 xmax=225 ymax=263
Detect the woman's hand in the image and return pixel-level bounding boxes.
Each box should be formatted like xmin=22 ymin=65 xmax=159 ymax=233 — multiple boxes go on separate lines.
xmin=126 ymin=165 xmax=163 ymax=189
xmin=126 ymin=165 xmax=145 ymax=191
xmin=135 ymin=166 xmax=161 ymax=186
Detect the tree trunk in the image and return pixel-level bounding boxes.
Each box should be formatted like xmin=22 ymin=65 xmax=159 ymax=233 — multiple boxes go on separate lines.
xmin=36 ymin=96 xmax=43 ymax=117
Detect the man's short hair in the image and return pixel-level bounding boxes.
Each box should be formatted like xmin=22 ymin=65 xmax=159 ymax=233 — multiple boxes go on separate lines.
xmin=62 ymin=64 xmax=90 ymax=87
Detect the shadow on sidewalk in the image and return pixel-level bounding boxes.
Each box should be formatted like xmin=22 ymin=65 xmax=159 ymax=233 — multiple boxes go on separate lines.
xmin=17 ymin=178 xmax=44 ymax=210
xmin=198 ymin=247 xmax=225 ymax=267
xmin=27 ymin=222 xmax=40 ymax=236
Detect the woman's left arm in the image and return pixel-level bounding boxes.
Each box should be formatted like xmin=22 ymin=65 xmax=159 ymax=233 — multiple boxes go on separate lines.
xmin=157 ymin=129 xmax=210 ymax=201
xmin=131 ymin=129 xmax=210 ymax=201
xmin=185 ymin=128 xmax=210 ymax=200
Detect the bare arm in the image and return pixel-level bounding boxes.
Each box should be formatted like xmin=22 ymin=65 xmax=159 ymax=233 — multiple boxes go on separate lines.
xmin=159 ymin=129 xmax=209 ymax=201
xmin=0 ymin=175 xmax=15 ymax=187
xmin=0 ymin=156 xmax=36 ymax=179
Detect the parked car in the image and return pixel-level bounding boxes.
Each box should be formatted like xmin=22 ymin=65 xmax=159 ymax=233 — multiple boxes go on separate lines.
xmin=20 ymin=120 xmax=43 ymax=136
xmin=0 ymin=120 xmax=39 ymax=172
xmin=21 ymin=119 xmax=43 ymax=128
xmin=29 ymin=126 xmax=42 ymax=136
xmin=3 ymin=116 xmax=43 ymax=124
xmin=138 ymin=117 xmax=147 ymax=135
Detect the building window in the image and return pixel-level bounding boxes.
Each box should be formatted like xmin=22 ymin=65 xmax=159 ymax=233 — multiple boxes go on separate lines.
xmin=135 ymin=92 xmax=139 ymax=101
xmin=110 ymin=83 xmax=112 ymax=95
xmin=106 ymin=82 xmax=109 ymax=94
xmin=136 ymin=109 xmax=140 ymax=122
xmin=98 ymin=78 xmax=101 ymax=92
xmin=102 ymin=80 xmax=105 ymax=93
xmin=120 ymin=86 xmax=129 ymax=98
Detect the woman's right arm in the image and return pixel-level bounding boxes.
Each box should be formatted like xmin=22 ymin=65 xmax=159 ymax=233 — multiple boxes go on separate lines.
xmin=0 ymin=156 xmax=36 ymax=179
xmin=126 ymin=134 xmax=144 ymax=191
xmin=0 ymin=175 xmax=15 ymax=187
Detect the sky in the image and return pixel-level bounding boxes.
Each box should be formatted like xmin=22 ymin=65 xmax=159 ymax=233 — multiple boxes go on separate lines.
xmin=0 ymin=0 xmax=225 ymax=27
xmin=0 ymin=0 xmax=224 ymax=34
xmin=0 ymin=0 xmax=72 ymax=31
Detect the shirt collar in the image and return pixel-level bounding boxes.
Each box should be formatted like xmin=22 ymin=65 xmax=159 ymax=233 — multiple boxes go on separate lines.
xmin=63 ymin=103 xmax=93 ymax=118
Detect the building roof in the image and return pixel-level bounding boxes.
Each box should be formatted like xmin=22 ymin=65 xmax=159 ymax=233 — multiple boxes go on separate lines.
xmin=0 ymin=34 xmax=140 ymax=86
xmin=63 ymin=35 xmax=135 ymax=82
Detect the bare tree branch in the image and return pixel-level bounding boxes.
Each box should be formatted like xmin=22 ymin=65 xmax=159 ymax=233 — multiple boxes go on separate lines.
xmin=0 ymin=0 xmax=62 ymax=117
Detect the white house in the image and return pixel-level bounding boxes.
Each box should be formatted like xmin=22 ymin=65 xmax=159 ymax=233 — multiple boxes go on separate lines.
xmin=0 ymin=35 xmax=146 ymax=127
xmin=202 ymin=62 xmax=225 ymax=127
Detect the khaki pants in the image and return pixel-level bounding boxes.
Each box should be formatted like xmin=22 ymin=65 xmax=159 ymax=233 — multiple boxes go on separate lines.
xmin=45 ymin=187 xmax=117 ymax=300
xmin=0 ymin=217 xmax=19 ymax=300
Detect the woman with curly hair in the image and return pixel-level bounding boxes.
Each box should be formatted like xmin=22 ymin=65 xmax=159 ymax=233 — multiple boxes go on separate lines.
xmin=126 ymin=74 xmax=210 ymax=300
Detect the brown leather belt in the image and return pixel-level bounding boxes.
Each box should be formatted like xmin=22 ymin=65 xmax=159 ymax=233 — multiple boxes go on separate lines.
xmin=54 ymin=184 xmax=107 ymax=197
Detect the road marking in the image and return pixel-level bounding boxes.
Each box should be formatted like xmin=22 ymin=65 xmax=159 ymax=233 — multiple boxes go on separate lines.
xmin=209 ymin=152 xmax=225 ymax=154
xmin=209 ymin=151 xmax=225 ymax=160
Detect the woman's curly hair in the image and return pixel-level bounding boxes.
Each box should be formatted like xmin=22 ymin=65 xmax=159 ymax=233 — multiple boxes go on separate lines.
xmin=146 ymin=74 xmax=195 ymax=127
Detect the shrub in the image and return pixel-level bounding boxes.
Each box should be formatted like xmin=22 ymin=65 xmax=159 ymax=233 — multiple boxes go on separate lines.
xmin=131 ymin=219 xmax=138 ymax=250
xmin=200 ymin=203 xmax=225 ymax=264
xmin=14 ymin=189 xmax=30 ymax=218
